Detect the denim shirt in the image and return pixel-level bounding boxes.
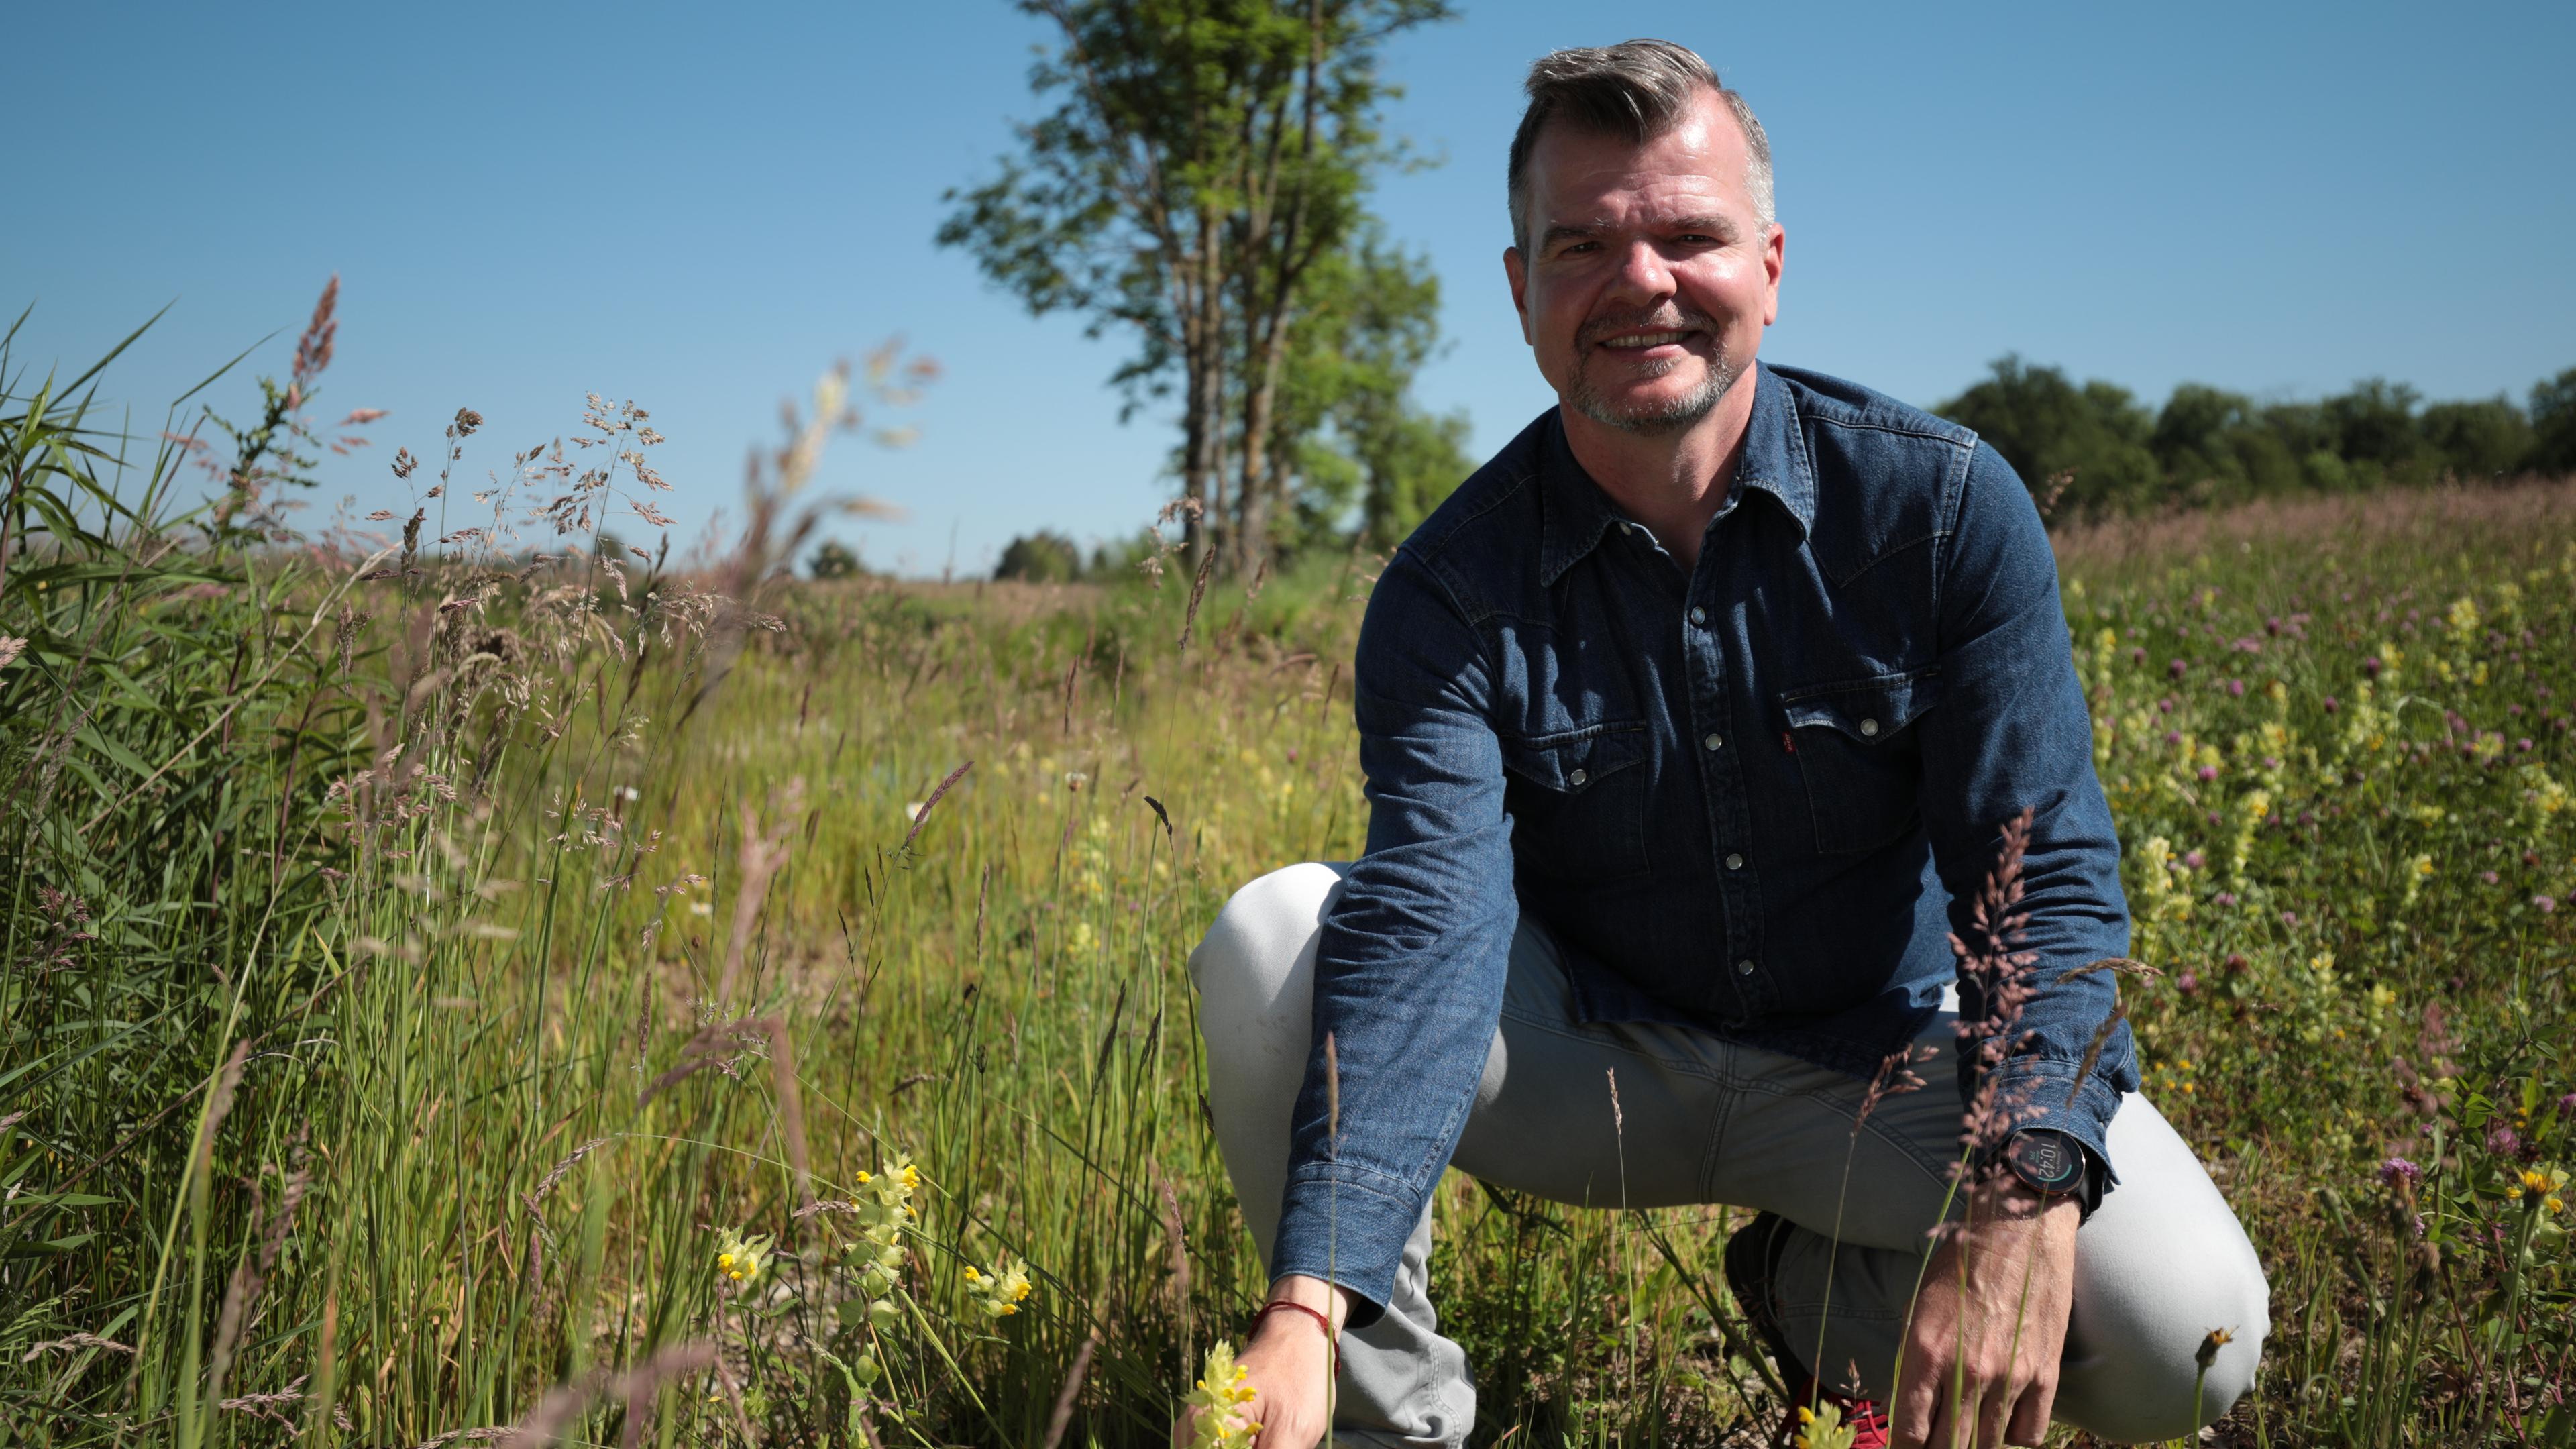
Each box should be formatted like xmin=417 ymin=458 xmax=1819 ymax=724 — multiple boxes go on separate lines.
xmin=1273 ymin=362 xmax=2140 ymax=1320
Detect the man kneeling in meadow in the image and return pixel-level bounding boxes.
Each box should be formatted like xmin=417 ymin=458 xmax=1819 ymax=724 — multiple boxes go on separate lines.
xmin=1183 ymin=39 xmax=2269 ymax=1449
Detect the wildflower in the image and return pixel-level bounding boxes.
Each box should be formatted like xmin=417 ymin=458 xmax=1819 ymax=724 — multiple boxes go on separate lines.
xmin=2481 ymin=871 xmax=2500 ymax=885
xmin=1793 ymin=1401 xmax=1859 ymax=1449
xmin=714 ymin=1228 xmax=775 ymax=1287
xmin=1183 ymin=1341 xmax=1260 ymax=1449
xmin=963 ymin=1252 xmax=1035 ymax=1318
xmin=2487 ymin=1124 xmax=2522 ymax=1158
xmin=2195 ymin=1327 xmax=2234 ymax=1371
xmin=2226 ymin=678 xmax=2245 ymax=698
xmin=2324 ymin=696 xmax=2340 ymax=714
xmin=2197 ymin=765 xmax=2220 ymax=782
xmin=2536 ymin=896 xmax=2558 ymax=914
xmin=2515 ymin=1167 xmax=2567 ymax=1211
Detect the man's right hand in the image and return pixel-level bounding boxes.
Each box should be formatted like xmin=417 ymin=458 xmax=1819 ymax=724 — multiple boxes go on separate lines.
xmin=1172 ymin=1275 xmax=1347 ymax=1448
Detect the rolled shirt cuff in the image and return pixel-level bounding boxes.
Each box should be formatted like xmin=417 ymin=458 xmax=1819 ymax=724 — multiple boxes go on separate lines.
xmin=1982 ymin=1055 xmax=2127 ymax=1213
xmin=1269 ymin=1161 xmax=1426 ymax=1330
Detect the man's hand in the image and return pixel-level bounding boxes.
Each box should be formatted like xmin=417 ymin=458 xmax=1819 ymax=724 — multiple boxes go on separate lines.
xmin=1892 ymin=1177 xmax=2080 ymax=1449
xmin=1171 ymin=1275 xmax=1345 ymax=1449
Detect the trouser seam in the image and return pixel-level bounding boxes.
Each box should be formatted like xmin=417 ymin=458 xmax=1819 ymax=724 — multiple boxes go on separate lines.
xmin=1494 ymin=1003 xmax=1727 ymax=1082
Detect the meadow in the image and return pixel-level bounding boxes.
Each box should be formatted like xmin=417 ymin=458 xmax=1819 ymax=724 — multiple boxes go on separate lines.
xmin=2 ymin=307 xmax=2571 ymax=1448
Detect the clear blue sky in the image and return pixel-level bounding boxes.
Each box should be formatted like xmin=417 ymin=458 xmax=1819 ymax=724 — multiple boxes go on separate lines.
xmin=9 ymin=1 xmax=2571 ymax=576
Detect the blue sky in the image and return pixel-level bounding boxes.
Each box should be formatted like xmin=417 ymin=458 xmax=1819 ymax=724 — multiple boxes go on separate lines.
xmin=9 ymin=1 xmax=2571 ymax=576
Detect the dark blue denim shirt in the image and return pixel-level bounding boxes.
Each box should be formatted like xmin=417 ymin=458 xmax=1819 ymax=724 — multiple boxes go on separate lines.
xmin=1273 ymin=362 xmax=2140 ymax=1320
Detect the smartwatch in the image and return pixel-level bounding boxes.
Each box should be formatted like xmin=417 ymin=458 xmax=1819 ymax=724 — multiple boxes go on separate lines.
xmin=2002 ymin=1128 xmax=2090 ymax=1199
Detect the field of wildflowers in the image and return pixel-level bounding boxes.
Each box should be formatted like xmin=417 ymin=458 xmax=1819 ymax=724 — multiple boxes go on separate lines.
xmin=1 ymin=297 xmax=2570 ymax=1446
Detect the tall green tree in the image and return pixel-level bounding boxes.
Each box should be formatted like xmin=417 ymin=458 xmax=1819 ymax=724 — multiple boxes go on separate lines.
xmin=1937 ymin=356 xmax=2161 ymax=517
xmin=938 ymin=0 xmax=1454 ymax=573
xmin=2530 ymin=367 xmax=2576 ymax=474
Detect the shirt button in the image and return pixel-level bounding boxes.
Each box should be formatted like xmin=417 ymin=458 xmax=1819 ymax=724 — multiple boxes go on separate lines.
xmin=1702 ymin=733 xmax=1723 ymax=751
xmin=1725 ymin=852 xmax=1745 ymax=871
xmin=1569 ymin=767 xmax=1588 ymax=786
xmin=1860 ymin=718 xmax=1881 ymax=737
xmin=1688 ymin=605 xmax=1707 ymax=625
xmin=1735 ymin=958 xmax=1756 ymax=977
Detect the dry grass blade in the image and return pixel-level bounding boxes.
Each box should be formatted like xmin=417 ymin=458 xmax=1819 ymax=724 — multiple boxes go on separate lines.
xmin=761 ymin=1017 xmax=814 ymax=1214
xmin=718 ymin=785 xmax=800 ymax=1003
xmin=209 ymin=1132 xmax=313 ymax=1397
xmin=494 ymin=1340 xmax=718 ymax=1449
xmin=1040 ymin=1304 xmax=1110 ymax=1449
xmin=900 ymin=759 xmax=974 ymax=852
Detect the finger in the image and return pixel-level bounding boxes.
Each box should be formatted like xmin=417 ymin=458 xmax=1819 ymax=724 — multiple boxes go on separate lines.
xmin=2005 ymin=1371 xmax=2056 ymax=1446
xmin=1892 ymin=1350 xmax=1941 ymax=1447
xmin=1894 ymin=1309 xmax=1957 ymax=1447
xmin=1973 ymin=1377 xmax=2011 ymax=1449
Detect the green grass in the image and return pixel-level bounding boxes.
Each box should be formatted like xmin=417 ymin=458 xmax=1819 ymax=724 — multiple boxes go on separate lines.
xmin=2 ymin=311 xmax=2571 ymax=1447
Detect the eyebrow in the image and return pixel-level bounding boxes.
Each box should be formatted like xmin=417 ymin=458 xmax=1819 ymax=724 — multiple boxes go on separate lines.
xmin=1538 ymin=214 xmax=1737 ymax=250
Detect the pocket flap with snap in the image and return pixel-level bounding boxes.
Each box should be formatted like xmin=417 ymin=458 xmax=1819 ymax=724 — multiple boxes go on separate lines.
xmin=1780 ymin=668 xmax=1941 ymax=745
xmin=1500 ymin=723 xmax=1648 ymax=794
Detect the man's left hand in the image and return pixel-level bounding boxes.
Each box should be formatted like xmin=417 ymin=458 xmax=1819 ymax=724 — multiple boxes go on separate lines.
xmin=1891 ymin=1177 xmax=2080 ymax=1449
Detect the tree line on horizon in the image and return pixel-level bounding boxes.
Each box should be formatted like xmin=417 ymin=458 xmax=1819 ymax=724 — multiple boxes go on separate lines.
xmin=1938 ymin=356 xmax=2576 ymax=522
xmin=977 ymin=357 xmax=2576 ymax=583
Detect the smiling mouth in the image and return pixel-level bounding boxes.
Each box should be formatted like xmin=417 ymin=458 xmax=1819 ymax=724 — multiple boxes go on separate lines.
xmin=1599 ymin=329 xmax=1695 ymax=350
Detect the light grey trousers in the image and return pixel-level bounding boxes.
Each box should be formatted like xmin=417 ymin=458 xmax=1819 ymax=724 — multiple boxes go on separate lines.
xmin=1189 ymin=863 xmax=2271 ymax=1447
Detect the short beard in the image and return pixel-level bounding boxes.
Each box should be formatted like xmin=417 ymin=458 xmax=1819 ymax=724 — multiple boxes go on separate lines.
xmin=1563 ymin=309 xmax=1741 ymax=436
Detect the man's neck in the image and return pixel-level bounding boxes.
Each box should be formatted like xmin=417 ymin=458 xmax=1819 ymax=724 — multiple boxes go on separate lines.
xmin=1560 ymin=370 xmax=1757 ymax=575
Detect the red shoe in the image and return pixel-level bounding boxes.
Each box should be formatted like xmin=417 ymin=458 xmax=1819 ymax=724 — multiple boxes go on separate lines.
xmin=1776 ymin=1381 xmax=1890 ymax=1449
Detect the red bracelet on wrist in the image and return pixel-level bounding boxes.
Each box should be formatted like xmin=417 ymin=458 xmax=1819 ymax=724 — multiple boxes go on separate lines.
xmin=1253 ymin=1298 xmax=1338 ymax=1366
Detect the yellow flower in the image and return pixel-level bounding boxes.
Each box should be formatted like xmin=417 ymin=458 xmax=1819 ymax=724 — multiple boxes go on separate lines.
xmin=1184 ymin=1342 xmax=1260 ymax=1448
xmin=965 ymin=1251 xmax=1034 ymax=1320
xmin=1793 ymin=1399 xmax=1859 ymax=1449
xmin=714 ymin=1228 xmax=774 ymax=1288
xmin=2516 ymin=1167 xmax=2567 ymax=1208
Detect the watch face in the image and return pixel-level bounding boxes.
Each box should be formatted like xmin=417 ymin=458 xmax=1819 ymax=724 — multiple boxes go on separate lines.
xmin=2008 ymin=1131 xmax=2084 ymax=1193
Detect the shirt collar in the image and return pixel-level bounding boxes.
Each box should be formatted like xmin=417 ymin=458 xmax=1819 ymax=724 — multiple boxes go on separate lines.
xmin=1537 ymin=362 xmax=1817 ymax=587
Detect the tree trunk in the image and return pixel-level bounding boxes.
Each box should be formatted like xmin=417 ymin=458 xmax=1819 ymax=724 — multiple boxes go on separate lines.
xmin=1181 ymin=207 xmax=1228 ymax=572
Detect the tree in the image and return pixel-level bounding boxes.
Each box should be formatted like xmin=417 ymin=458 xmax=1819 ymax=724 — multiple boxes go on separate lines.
xmin=939 ymin=0 xmax=1455 ymax=574
xmin=1937 ymin=356 xmax=2160 ymax=517
xmin=1289 ymin=233 xmax=1472 ymax=548
xmin=808 ymin=539 xmax=867 ymax=580
xmin=994 ymin=530 xmax=1087 ymax=583
xmin=2418 ymin=398 xmax=2533 ymax=482
xmin=2530 ymin=367 xmax=2576 ymax=474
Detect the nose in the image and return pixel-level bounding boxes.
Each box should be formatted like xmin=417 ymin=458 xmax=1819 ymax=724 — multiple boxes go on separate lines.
xmin=1607 ymin=237 xmax=1677 ymax=305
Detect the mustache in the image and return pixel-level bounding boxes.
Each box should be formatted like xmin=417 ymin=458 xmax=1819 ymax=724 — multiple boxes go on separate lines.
xmin=1576 ymin=307 xmax=1716 ymax=349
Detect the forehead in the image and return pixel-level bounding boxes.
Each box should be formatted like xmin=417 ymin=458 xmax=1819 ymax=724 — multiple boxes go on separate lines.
xmin=1525 ymin=89 xmax=1753 ymax=221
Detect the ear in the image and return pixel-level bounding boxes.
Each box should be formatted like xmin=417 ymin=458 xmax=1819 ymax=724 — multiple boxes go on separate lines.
xmin=1504 ymin=246 xmax=1532 ymax=345
xmin=1760 ymin=223 xmax=1785 ymax=328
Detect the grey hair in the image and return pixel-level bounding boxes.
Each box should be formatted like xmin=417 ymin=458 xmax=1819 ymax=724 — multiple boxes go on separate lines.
xmin=1507 ymin=39 xmax=1775 ymax=252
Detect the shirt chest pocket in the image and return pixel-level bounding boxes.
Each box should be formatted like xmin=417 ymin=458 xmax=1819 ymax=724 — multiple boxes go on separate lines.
xmin=1780 ymin=668 xmax=1940 ymax=855
xmin=1499 ymin=724 xmax=1652 ymax=885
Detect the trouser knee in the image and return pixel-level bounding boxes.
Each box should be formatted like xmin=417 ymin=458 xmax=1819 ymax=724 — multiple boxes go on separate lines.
xmin=1188 ymin=861 xmax=1344 ymax=1016
xmin=2060 ymin=1262 xmax=2269 ymax=1442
